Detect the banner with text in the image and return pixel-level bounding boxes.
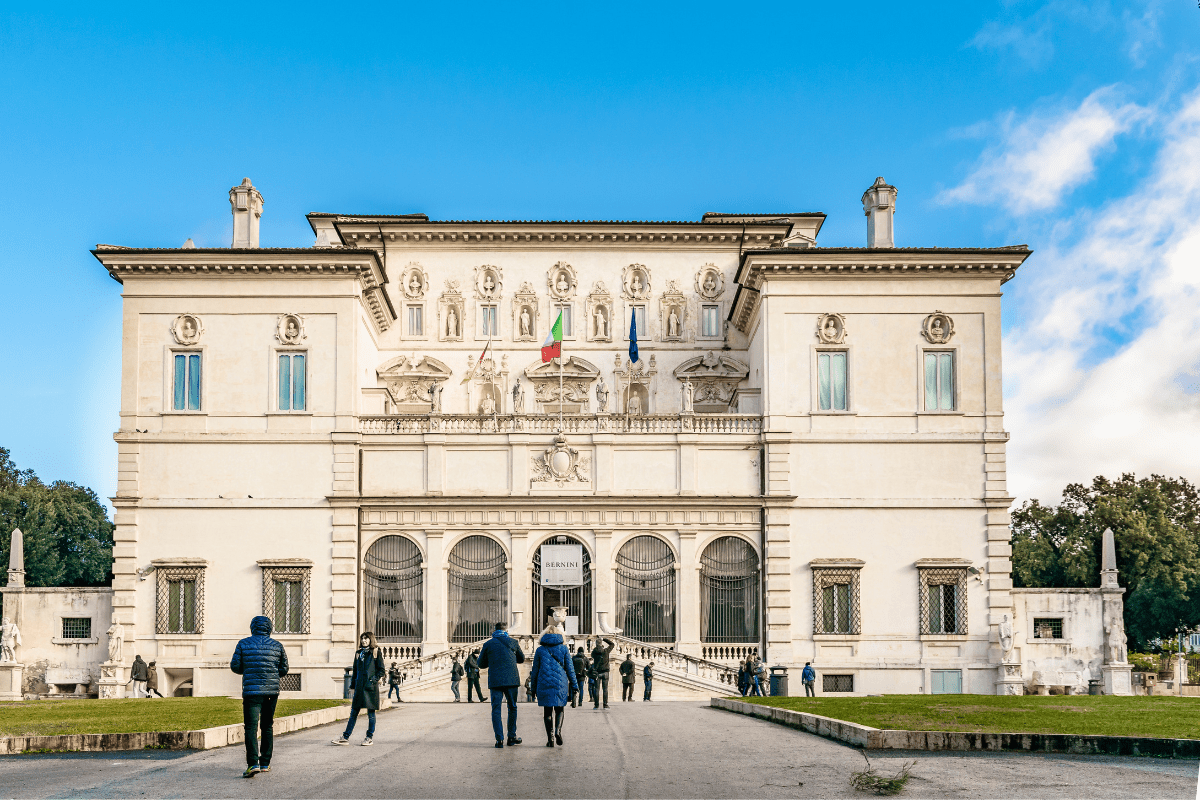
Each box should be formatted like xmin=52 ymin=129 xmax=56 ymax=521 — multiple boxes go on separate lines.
xmin=540 ymin=544 xmax=584 ymax=586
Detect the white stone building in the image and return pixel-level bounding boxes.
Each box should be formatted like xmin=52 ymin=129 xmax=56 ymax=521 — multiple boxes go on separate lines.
xmin=6 ymin=176 xmax=1129 ymax=699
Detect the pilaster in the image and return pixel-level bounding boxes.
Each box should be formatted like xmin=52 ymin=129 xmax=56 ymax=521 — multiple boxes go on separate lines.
xmin=510 ymin=530 xmax=531 ymax=635
xmin=425 ymin=433 xmax=445 ymax=496
xmin=110 ymin=499 xmax=140 ymax=651
xmin=328 ymin=500 xmax=359 ymax=662
xmin=425 ymin=531 xmax=448 ymax=653
xmin=677 ymin=529 xmax=700 ymax=657
xmin=764 ymin=503 xmax=792 ymax=664
xmin=594 ymin=530 xmax=615 ymax=626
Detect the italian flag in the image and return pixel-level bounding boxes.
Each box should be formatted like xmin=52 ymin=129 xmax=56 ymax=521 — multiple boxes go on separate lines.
xmin=541 ymin=311 xmax=563 ymax=362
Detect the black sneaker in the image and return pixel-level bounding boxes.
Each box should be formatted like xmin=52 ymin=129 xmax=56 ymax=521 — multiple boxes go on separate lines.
xmin=555 ymin=733 xmax=563 ymax=746
xmin=506 ymin=737 xmax=522 ymax=746
xmin=495 ymin=740 xmax=504 ymax=749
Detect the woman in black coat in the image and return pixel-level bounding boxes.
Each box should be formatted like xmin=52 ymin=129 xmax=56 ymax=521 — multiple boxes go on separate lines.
xmin=332 ymin=632 xmax=385 ymax=746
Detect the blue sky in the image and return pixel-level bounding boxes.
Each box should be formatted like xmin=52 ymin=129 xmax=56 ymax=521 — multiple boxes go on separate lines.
xmin=2 ymin=2 xmax=1199 ymax=510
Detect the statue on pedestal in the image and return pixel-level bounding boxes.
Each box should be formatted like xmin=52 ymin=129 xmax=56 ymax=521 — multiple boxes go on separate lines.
xmin=595 ymin=378 xmax=609 ymax=412
xmin=0 ymin=617 xmax=21 ymax=663
xmin=999 ymin=614 xmax=1014 ymax=661
xmin=681 ymin=379 xmax=694 ymax=413
xmin=106 ymin=618 xmax=125 ymax=664
xmin=512 ymin=380 xmax=524 ymax=414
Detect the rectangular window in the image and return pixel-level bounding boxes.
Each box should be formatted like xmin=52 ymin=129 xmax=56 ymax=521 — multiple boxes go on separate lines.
xmin=279 ymin=673 xmax=302 ymax=692
xmin=823 ymin=674 xmax=854 ymax=693
xmin=924 ymin=352 xmax=955 ymax=411
xmin=822 ymin=584 xmax=851 ymax=634
xmin=702 ymin=305 xmax=720 ymax=337
xmin=931 ymin=669 xmax=962 ymax=694
xmin=262 ymin=565 xmax=311 ymax=635
xmin=1033 ymin=617 xmax=1064 ymax=639
xmin=274 ymin=580 xmax=304 ymax=634
xmin=481 ymin=305 xmax=498 ymax=337
xmin=555 ymin=303 xmax=573 ymax=337
xmin=928 ymin=584 xmax=958 ymax=634
xmin=817 ymin=351 xmax=848 ymax=411
xmin=61 ymin=618 xmax=91 ymax=639
xmin=172 ymin=353 xmax=201 ymax=410
xmin=167 ymin=579 xmax=198 ymax=633
xmin=278 ymin=353 xmax=306 ymax=411
xmin=407 ymin=306 xmax=424 ymax=336
xmin=632 ymin=305 xmax=646 ymax=338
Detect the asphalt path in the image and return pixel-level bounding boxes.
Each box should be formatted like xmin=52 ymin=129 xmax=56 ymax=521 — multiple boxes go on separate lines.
xmin=0 ymin=701 xmax=1195 ymax=798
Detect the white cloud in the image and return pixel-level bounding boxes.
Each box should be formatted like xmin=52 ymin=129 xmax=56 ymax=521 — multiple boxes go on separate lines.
xmin=938 ymin=87 xmax=1147 ymax=215
xmin=1003 ymin=87 xmax=1200 ymax=502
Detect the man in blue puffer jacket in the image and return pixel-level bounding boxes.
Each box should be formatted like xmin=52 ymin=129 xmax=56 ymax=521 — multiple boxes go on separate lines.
xmin=230 ymin=616 xmax=289 ymax=778
xmin=477 ymin=621 xmax=525 ymax=748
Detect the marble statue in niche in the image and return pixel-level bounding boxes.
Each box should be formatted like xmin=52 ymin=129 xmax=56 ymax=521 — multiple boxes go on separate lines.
xmin=816 ymin=313 xmax=847 ymax=344
xmin=681 ymin=378 xmax=694 ymax=413
xmin=627 ymin=393 xmax=642 ymax=415
xmin=595 ymin=377 xmax=609 ymax=412
xmin=409 ymin=274 xmax=422 ymax=296
xmin=483 ymin=274 xmax=496 ymax=295
xmin=512 ymin=379 xmax=525 ymax=413
xmin=446 ymin=307 xmax=459 ymax=338
xmin=427 ymin=381 xmax=443 ymax=413
xmin=593 ymin=305 xmax=608 ymax=338
xmin=171 ymin=314 xmax=203 ymax=345
xmin=922 ymin=311 xmax=955 ymax=344
xmin=703 ymin=273 xmax=717 ymax=295
xmin=556 ymin=273 xmax=570 ymax=294
xmin=999 ymin=614 xmax=1014 ymax=660
xmin=481 ymin=394 xmax=496 ymax=415
xmin=631 ymin=274 xmax=643 ymax=295
xmin=668 ymin=307 xmax=680 ymax=338
xmin=520 ymin=306 xmax=533 ymax=337
xmin=277 ymin=313 xmax=305 ymax=345
xmin=285 ymin=318 xmax=299 ymax=340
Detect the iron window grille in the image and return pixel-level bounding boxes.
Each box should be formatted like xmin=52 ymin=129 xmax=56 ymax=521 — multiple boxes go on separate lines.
xmin=279 ymin=673 xmax=302 ymax=692
xmin=262 ymin=566 xmax=311 ymax=635
xmin=812 ymin=568 xmax=862 ymax=635
xmin=61 ymin=618 xmax=92 ymax=639
xmin=823 ymin=674 xmax=854 ymax=693
xmin=448 ymin=535 xmax=508 ymax=644
xmin=1033 ymin=617 xmax=1064 ymax=639
xmin=615 ymin=535 xmax=677 ymax=644
xmin=700 ymin=537 xmax=759 ymax=643
xmin=918 ymin=568 xmax=968 ymax=635
xmin=364 ymin=535 xmax=424 ymax=642
xmin=156 ymin=566 xmax=205 ymax=634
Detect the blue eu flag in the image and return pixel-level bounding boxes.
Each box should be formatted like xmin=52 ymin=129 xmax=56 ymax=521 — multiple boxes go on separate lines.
xmin=628 ymin=312 xmax=639 ymax=363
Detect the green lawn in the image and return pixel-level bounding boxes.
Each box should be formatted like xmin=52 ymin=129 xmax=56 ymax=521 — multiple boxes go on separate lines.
xmin=0 ymin=697 xmax=347 ymax=737
xmin=740 ymin=695 xmax=1200 ymax=740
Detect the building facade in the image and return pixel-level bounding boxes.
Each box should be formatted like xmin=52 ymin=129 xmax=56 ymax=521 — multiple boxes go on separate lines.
xmin=66 ymin=177 xmax=1130 ymax=698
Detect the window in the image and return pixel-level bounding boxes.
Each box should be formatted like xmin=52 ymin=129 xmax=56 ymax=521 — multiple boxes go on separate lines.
xmin=481 ymin=305 xmax=498 ymax=337
xmin=1034 ymin=617 xmax=1064 ymax=639
xmin=823 ymin=674 xmax=854 ymax=693
xmin=919 ymin=567 xmax=967 ymax=635
xmin=924 ymin=351 xmax=955 ymax=410
xmin=172 ymin=352 xmax=201 ymax=410
xmin=823 ymin=585 xmax=851 ymax=633
xmin=156 ymin=565 xmax=205 ymax=634
xmin=279 ymin=673 xmax=302 ymax=691
xmin=554 ymin=303 xmax=573 ymax=337
xmin=702 ymin=305 xmax=720 ymax=337
xmin=277 ymin=353 xmax=306 ymax=411
xmin=407 ymin=306 xmax=424 ymax=336
xmin=817 ymin=351 xmax=848 ymax=411
xmin=931 ymin=669 xmax=962 ymax=694
xmin=261 ymin=563 xmax=311 ymax=635
xmin=61 ymin=618 xmax=91 ymax=639
xmin=812 ymin=563 xmax=862 ymax=635
xmin=630 ymin=305 xmax=646 ymax=338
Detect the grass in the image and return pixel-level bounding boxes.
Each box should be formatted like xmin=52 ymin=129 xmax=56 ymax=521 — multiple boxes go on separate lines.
xmin=740 ymin=694 xmax=1200 ymax=740
xmin=0 ymin=697 xmax=347 ymax=737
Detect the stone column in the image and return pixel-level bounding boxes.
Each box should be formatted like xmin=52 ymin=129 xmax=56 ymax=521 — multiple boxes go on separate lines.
xmin=510 ymin=530 xmax=531 ymax=635
xmin=594 ymin=530 xmax=615 ymax=633
xmin=677 ymin=530 xmax=701 ymax=658
xmin=425 ymin=532 xmax=448 ymax=653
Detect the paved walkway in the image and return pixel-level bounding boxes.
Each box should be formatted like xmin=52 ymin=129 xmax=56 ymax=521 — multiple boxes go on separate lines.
xmin=0 ymin=701 xmax=1195 ymax=798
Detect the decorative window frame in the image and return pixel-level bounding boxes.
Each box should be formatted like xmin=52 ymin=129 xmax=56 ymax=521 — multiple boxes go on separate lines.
xmin=698 ymin=303 xmax=723 ymax=342
xmin=916 ymin=559 xmax=969 ymax=636
xmin=476 ymin=302 xmax=501 ymax=341
xmin=162 ymin=345 xmax=207 ymax=415
xmin=623 ymin=302 xmax=649 ymax=342
xmin=811 ymin=559 xmax=863 ymax=636
xmin=53 ymin=617 xmax=98 ymax=644
xmin=153 ymin=558 xmax=208 ymax=635
xmin=551 ymin=301 xmax=577 ymax=341
xmin=402 ymin=302 xmax=427 ymax=341
xmin=259 ymin=559 xmax=313 ymax=636
xmin=916 ymin=345 xmax=961 ymax=414
xmin=269 ymin=346 xmax=311 ymax=415
xmin=810 ymin=345 xmax=854 ymax=415
xmin=1025 ymin=612 xmax=1071 ymax=644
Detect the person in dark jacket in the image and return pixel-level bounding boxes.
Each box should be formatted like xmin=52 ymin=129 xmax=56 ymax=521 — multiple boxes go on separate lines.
xmin=619 ymin=655 xmax=635 ymax=701
xmin=477 ymin=621 xmax=525 ymax=748
xmin=130 ymin=655 xmax=149 ymax=698
xmin=451 ymin=655 xmax=465 ymax=702
xmin=587 ymin=658 xmax=597 ymax=704
xmin=332 ymin=632 xmax=385 ymax=746
xmin=532 ymin=631 xmax=578 ymax=747
xmin=465 ymin=649 xmax=485 ymax=703
xmin=230 ymin=615 xmax=289 ymax=778
xmin=387 ymin=662 xmax=403 ymax=702
xmin=802 ymin=662 xmax=817 ymax=697
xmin=590 ymin=637 xmax=614 ymax=709
xmin=146 ymin=661 xmax=163 ymax=698
xmin=737 ymin=659 xmax=750 ymax=696
xmin=570 ymin=647 xmax=588 ymax=708
xmin=524 ymin=672 xmax=535 ymax=703
xmin=643 ymin=661 xmax=654 ymax=701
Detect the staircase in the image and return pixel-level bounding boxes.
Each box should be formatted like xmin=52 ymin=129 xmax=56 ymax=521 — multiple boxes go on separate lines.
xmin=388 ymin=635 xmax=740 ymax=701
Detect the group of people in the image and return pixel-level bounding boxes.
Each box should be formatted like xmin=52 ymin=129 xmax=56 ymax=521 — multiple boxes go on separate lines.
xmin=737 ymin=656 xmax=768 ymax=697
xmin=518 ymin=639 xmax=655 ymax=707
xmin=129 ymin=654 xmax=163 ymax=697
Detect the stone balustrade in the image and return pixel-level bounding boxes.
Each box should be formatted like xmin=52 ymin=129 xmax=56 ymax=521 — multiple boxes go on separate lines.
xmin=360 ymin=413 xmax=762 ymax=435
xmin=701 ymin=644 xmax=760 ymax=664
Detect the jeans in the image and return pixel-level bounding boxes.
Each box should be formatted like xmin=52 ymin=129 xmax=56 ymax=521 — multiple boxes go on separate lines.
xmin=343 ymin=701 xmax=376 ymax=739
xmin=588 ymin=678 xmax=596 ymax=703
xmin=748 ymin=677 xmax=763 ymax=697
xmin=594 ymin=673 xmax=609 ymax=707
xmin=242 ymin=694 xmax=278 ymax=768
xmin=388 ymin=683 xmax=401 ymax=701
xmin=622 ymin=683 xmax=633 ymax=701
xmin=490 ymin=687 xmax=519 ymax=742
xmin=452 ymin=680 xmax=461 ymax=701
xmin=644 ymin=680 xmax=652 ymax=700
xmin=804 ymin=680 xmax=816 ymax=697
xmin=467 ymin=674 xmax=484 ymax=702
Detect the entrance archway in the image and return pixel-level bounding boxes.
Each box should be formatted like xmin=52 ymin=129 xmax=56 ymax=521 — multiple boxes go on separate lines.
xmin=531 ymin=535 xmax=592 ymax=634
xmin=615 ymin=535 xmax=676 ymax=643
xmin=448 ymin=535 xmax=508 ymax=643
xmin=363 ymin=535 xmax=423 ymax=642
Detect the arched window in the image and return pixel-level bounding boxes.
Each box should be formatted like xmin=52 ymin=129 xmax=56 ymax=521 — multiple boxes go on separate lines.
xmin=364 ymin=535 xmax=423 ymax=642
xmin=532 ymin=535 xmax=592 ymax=634
xmin=700 ymin=536 xmax=759 ymax=643
xmin=448 ymin=535 xmax=508 ymax=643
xmin=615 ymin=535 xmax=676 ymax=643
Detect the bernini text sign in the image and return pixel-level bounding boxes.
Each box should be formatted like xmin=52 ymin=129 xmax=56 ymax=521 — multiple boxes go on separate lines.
xmin=540 ymin=544 xmax=583 ymax=586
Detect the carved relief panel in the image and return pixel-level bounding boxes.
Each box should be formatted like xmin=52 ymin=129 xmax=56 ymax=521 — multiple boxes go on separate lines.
xmin=171 ymin=314 xmax=203 ymax=345
xmin=621 ymin=264 xmax=651 ymax=300
xmin=474 ymin=265 xmax=503 ymax=300
xmin=816 ymin=313 xmax=847 ymax=344
xmin=673 ymin=351 xmax=750 ymax=413
xmin=466 ymin=353 xmax=509 ymax=416
xmin=376 ymin=354 xmax=453 ymax=413
xmin=530 ymin=434 xmax=591 ymax=488
xmin=276 ymin=313 xmax=306 ymax=345
xmin=548 ymin=261 xmax=577 ymax=300
xmin=512 ymin=282 xmax=539 ymax=343
xmin=400 ymin=264 xmax=428 ymax=300
xmin=659 ymin=280 xmax=687 ymax=342
xmin=695 ymin=264 xmax=725 ymax=299
xmin=437 ymin=280 xmax=465 ymax=342
xmin=523 ymin=356 xmax=599 ymax=413
xmin=585 ymin=281 xmax=614 ymax=343
xmin=921 ymin=311 xmax=954 ymax=344
xmin=614 ymin=353 xmax=657 ymax=414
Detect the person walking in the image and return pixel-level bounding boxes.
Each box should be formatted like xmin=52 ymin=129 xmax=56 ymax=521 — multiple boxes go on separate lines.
xmin=749 ymin=656 xmax=767 ymax=697
xmin=332 ymin=632 xmax=385 ymax=746
xmin=387 ymin=662 xmax=403 ymax=702
xmin=478 ymin=621 xmax=525 ymax=748
xmin=587 ymin=658 xmax=597 ymax=705
xmin=642 ymin=661 xmax=654 ymax=701
xmin=802 ymin=662 xmax=817 ymax=697
xmin=450 ymin=655 xmax=465 ymax=702
xmin=465 ymin=649 xmax=485 ymax=703
xmin=737 ymin=659 xmax=750 ymax=697
xmin=531 ymin=629 xmax=578 ymax=747
xmin=230 ymin=615 xmax=289 ymax=778
xmin=590 ymin=637 xmax=614 ymax=709
xmin=619 ymin=654 xmax=635 ymax=702
xmin=570 ymin=647 xmax=588 ymax=708
xmin=146 ymin=661 xmax=164 ymax=698
xmin=130 ymin=655 xmax=149 ymax=698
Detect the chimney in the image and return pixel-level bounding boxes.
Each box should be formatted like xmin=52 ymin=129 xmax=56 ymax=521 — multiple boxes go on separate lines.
xmin=862 ymin=176 xmax=897 ymax=248
xmin=229 ymin=177 xmax=264 ymax=248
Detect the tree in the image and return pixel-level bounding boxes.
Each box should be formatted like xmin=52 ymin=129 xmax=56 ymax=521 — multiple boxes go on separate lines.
xmin=0 ymin=447 xmax=114 ymax=588
xmin=1011 ymin=473 xmax=1200 ymax=651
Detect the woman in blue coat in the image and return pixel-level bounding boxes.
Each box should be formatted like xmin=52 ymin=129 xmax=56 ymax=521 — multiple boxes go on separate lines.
xmin=531 ymin=631 xmax=578 ymax=747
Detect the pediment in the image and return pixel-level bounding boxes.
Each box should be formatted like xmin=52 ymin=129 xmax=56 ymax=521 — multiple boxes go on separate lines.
xmin=524 ymin=356 xmax=600 ymax=381
xmin=376 ymin=355 xmax=453 ymax=409
xmin=377 ymin=354 xmax=453 ymax=380
xmin=673 ymin=352 xmax=749 ymax=381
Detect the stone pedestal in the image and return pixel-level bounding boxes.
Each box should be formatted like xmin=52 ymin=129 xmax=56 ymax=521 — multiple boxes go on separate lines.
xmin=995 ymin=661 xmax=1024 ymax=696
xmin=1101 ymin=663 xmax=1133 ymax=696
xmin=0 ymin=662 xmax=24 ymax=701
xmin=98 ymin=662 xmax=127 ymax=699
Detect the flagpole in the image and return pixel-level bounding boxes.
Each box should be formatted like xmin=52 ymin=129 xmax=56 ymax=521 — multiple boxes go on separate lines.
xmin=558 ymin=354 xmax=564 ymax=433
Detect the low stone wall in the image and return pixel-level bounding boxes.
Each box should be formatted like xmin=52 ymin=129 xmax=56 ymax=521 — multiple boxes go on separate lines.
xmin=0 ymin=703 xmax=353 ymax=755
xmin=710 ymin=697 xmax=1200 ymax=758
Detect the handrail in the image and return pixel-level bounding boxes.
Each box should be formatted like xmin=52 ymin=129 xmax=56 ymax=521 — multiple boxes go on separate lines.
xmin=360 ymin=413 xmax=762 ymax=435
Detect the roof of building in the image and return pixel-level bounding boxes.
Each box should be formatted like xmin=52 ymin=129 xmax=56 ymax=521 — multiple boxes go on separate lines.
xmin=308 ymin=213 xmax=821 ymax=226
